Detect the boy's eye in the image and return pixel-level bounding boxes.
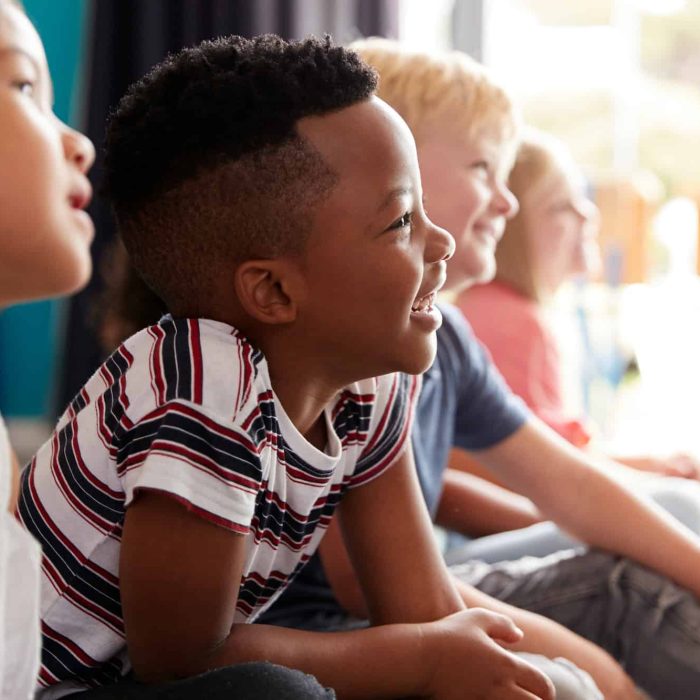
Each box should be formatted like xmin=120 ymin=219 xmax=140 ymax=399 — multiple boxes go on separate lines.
xmin=389 ymin=212 xmax=413 ymax=230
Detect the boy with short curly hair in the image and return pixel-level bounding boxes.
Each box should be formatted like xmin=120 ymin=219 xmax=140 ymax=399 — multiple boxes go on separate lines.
xmin=17 ymin=34 xmax=557 ymax=700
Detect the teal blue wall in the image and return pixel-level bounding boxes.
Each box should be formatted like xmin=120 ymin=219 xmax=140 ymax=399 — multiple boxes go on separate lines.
xmin=0 ymin=0 xmax=89 ymax=417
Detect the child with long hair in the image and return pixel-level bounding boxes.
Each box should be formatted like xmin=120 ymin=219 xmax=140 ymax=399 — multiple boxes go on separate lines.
xmin=0 ymin=0 xmax=95 ymax=696
xmin=459 ymin=128 xmax=699 ymax=478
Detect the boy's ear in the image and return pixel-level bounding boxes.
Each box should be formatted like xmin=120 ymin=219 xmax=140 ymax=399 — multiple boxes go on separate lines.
xmin=234 ymin=259 xmax=304 ymax=325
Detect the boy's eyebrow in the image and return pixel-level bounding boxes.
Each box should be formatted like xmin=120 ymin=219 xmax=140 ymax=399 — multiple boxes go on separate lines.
xmin=376 ymin=186 xmax=413 ymax=213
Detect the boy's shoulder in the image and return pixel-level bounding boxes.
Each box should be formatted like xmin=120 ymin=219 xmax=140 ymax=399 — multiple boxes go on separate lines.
xmin=60 ymin=317 xmax=265 ymax=432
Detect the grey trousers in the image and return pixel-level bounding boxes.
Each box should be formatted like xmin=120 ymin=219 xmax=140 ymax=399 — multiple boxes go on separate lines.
xmin=454 ymin=548 xmax=694 ymax=700
xmin=268 ymin=591 xmax=604 ymax=700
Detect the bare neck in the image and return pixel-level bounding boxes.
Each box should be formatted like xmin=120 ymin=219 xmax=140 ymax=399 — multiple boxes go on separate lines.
xmin=249 ymin=327 xmax=346 ymax=450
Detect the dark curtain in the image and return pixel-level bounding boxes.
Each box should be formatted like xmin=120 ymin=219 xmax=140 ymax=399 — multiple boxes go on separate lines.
xmin=58 ymin=0 xmax=398 ymax=412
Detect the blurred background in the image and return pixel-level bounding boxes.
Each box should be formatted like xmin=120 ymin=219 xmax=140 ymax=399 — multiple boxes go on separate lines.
xmin=4 ymin=0 xmax=700 ymax=461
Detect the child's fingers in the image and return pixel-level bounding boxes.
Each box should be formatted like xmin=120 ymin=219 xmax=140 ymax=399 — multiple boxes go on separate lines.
xmin=512 ymin=655 xmax=556 ymax=700
xmin=471 ymin=607 xmax=524 ymax=644
xmin=669 ymin=454 xmax=700 ymax=479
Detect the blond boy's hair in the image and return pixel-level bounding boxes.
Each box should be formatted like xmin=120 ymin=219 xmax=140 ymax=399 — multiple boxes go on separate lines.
xmin=350 ymin=37 xmax=518 ymax=144
xmin=495 ymin=128 xmax=572 ymax=301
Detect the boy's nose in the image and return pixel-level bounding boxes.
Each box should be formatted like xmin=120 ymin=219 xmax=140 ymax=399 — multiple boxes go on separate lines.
xmin=494 ymin=182 xmax=519 ymax=219
xmin=426 ymin=222 xmax=455 ymax=263
xmin=62 ymin=122 xmax=96 ymax=174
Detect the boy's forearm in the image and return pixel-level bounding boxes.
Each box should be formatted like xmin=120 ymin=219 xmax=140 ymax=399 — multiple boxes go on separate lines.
xmin=436 ymin=467 xmax=542 ymax=536
xmin=200 ymin=621 xmax=432 ymax=699
xmin=483 ymin=420 xmax=700 ymax=599
xmin=557 ymin=465 xmax=700 ymax=597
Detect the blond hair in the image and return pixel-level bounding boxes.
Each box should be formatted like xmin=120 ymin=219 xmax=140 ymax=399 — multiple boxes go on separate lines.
xmin=350 ymin=37 xmax=518 ymax=145
xmin=495 ymin=128 xmax=574 ymax=301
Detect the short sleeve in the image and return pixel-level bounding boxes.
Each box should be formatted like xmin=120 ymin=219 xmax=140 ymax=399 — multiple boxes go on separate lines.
xmin=439 ymin=305 xmax=529 ymax=451
xmin=116 ymin=399 xmax=263 ymax=533
xmin=346 ymin=373 xmax=420 ymax=489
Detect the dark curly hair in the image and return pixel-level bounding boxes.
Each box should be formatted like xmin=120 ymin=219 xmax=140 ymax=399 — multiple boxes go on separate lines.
xmin=104 ymin=34 xmax=377 ymax=315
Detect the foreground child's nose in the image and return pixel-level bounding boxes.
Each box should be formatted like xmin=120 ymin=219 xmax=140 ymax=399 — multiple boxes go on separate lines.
xmin=426 ymin=223 xmax=455 ymax=263
xmin=61 ymin=122 xmax=96 ymax=174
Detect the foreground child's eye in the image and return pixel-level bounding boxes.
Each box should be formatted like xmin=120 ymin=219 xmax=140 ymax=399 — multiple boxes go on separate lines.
xmin=13 ymin=80 xmax=35 ymax=97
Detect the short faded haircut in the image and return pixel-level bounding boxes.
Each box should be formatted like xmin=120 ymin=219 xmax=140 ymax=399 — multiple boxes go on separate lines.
xmin=104 ymin=35 xmax=377 ymax=315
xmin=350 ymin=37 xmax=518 ymax=145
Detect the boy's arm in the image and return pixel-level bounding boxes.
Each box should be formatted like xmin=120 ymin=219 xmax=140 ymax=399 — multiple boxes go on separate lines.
xmin=318 ymin=465 xmax=636 ymax=699
xmin=474 ymin=417 xmax=700 ymax=598
xmin=335 ymin=444 xmax=462 ymax=623
xmin=121 ymin=486 xmax=552 ymax=699
xmin=435 ymin=466 xmax=542 ymax=537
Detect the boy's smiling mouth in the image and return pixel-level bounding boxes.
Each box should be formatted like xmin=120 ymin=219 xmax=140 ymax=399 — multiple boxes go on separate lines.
xmin=411 ymin=291 xmax=435 ymax=313
xmin=410 ymin=288 xmax=442 ymax=331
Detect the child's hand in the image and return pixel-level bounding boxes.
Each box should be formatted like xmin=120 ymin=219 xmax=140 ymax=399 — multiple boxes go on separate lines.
xmin=619 ymin=453 xmax=700 ymax=479
xmin=422 ymin=608 xmax=555 ymax=699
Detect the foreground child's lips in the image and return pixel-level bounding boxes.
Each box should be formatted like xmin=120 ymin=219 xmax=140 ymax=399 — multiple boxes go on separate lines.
xmin=69 ymin=179 xmax=93 ymax=210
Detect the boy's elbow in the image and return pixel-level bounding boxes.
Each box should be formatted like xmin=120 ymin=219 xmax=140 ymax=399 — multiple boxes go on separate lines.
xmin=128 ymin=630 xmax=235 ymax=685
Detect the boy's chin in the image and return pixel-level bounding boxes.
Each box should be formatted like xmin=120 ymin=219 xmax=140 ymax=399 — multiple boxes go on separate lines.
xmin=397 ymin=338 xmax=438 ymax=376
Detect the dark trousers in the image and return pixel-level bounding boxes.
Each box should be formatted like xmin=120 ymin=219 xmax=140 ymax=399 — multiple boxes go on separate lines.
xmin=66 ymin=662 xmax=335 ymax=700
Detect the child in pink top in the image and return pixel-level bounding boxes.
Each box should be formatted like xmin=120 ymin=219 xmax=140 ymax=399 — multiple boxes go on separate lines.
xmin=459 ymin=129 xmax=697 ymax=474
xmin=463 ymin=279 xmax=591 ymax=447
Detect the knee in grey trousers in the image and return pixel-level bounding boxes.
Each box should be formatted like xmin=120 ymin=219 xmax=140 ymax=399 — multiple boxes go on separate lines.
xmin=452 ymin=548 xmax=700 ymax=700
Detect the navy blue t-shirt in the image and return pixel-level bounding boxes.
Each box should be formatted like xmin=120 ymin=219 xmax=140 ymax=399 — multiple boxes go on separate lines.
xmin=260 ymin=303 xmax=529 ymax=625
xmin=414 ymin=303 xmax=528 ymax=516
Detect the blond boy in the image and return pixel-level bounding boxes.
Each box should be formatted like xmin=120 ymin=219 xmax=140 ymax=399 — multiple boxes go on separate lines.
xmin=266 ymin=40 xmax=699 ymax=700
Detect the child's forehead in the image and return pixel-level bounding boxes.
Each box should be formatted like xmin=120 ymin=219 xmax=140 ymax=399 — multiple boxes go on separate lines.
xmin=0 ymin=5 xmax=47 ymax=65
xmin=422 ymin=118 xmax=518 ymax=163
xmin=298 ymin=97 xmax=417 ymax=174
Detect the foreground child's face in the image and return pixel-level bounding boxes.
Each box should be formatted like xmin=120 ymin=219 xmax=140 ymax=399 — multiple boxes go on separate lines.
xmin=0 ymin=4 xmax=95 ymax=306
xmin=417 ymin=123 xmax=518 ymax=294
xmin=525 ymin=156 xmax=600 ymax=294
xmin=294 ymin=97 xmax=455 ymax=380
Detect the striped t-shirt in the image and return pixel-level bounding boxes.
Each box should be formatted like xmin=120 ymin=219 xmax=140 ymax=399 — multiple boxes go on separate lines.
xmin=17 ymin=317 xmax=417 ymax=698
